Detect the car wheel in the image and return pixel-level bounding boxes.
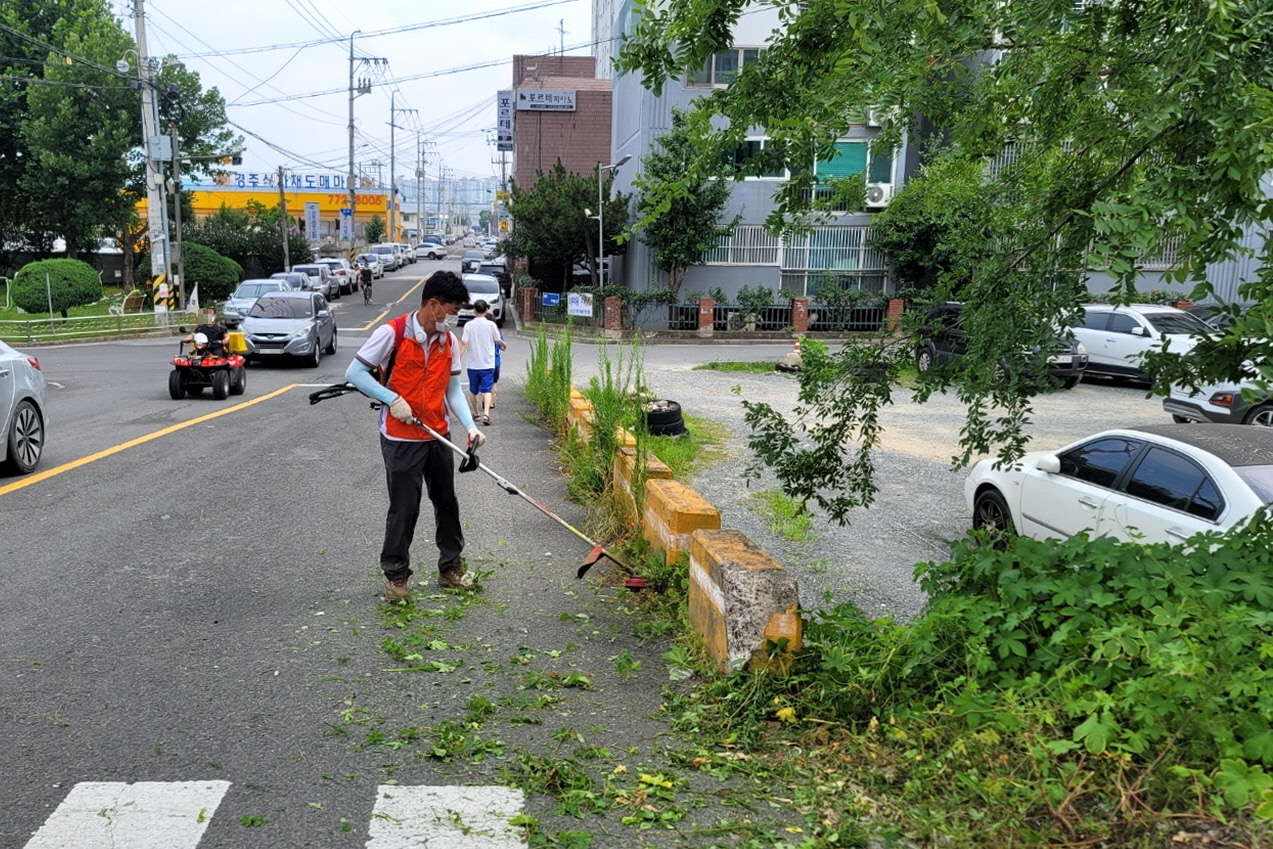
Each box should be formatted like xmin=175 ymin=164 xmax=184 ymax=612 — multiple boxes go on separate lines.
xmin=306 ymin=340 xmax=322 ymax=368
xmin=168 ymin=369 xmax=184 ymax=400
xmin=2 ymin=399 xmax=44 ymax=475
xmin=1245 ymin=404 xmax=1273 ymax=427
xmin=495 ymin=315 xmax=505 ymax=328
xmin=230 ymin=366 xmax=246 ymax=396
xmin=212 ymin=369 xmax=230 ymax=400
xmin=325 ymin=327 xmax=338 ymax=355
xmin=915 ymin=347 xmax=935 ymax=372
xmin=972 ymin=488 xmax=1015 ymax=538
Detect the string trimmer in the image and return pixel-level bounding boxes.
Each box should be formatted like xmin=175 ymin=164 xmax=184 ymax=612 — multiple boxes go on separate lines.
xmin=308 ymin=383 xmax=643 ymax=586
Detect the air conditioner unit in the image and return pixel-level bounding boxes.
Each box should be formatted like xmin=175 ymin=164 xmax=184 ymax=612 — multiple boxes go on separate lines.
xmin=865 ymin=182 xmax=894 ymax=208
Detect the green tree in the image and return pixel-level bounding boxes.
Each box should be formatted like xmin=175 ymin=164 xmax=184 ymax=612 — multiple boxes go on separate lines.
xmin=365 ymin=214 xmax=386 ymax=244
xmin=478 ymin=209 xmax=491 ymax=231
xmin=635 ymin=109 xmax=739 ymax=294
xmin=617 ymin=0 xmax=1273 ymax=519
xmin=11 ymin=258 xmax=101 ymax=316
xmin=18 ymin=2 xmax=135 ymax=259
xmin=185 ymin=201 xmax=309 ymax=277
xmin=504 ymin=160 xmax=630 ymax=291
xmin=866 ymin=156 xmax=994 ymax=294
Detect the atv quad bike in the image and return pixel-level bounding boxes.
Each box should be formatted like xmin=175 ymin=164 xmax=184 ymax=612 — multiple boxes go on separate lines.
xmin=169 ymin=332 xmax=247 ymax=400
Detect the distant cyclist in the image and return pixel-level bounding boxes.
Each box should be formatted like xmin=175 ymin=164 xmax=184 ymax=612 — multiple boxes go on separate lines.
xmin=359 ymin=263 xmax=374 ymax=305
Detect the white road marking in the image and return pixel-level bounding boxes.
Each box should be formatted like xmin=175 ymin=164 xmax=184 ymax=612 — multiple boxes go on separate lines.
xmin=24 ymin=781 xmax=231 ymax=849
xmin=366 ymin=785 xmax=527 ymax=848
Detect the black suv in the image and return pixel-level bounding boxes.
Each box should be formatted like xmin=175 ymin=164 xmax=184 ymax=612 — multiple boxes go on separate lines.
xmin=914 ymin=302 xmax=1088 ymax=389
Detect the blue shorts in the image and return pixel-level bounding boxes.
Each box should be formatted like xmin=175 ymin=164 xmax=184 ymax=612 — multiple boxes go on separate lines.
xmin=468 ymin=368 xmax=495 ymax=395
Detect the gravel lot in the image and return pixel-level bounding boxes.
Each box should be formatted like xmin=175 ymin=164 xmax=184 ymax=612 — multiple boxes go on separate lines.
xmin=572 ymin=342 xmax=1168 ymax=621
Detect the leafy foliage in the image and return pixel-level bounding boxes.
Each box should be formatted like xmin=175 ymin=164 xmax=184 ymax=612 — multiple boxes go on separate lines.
xmin=504 ymin=160 xmax=630 ymax=291
xmin=12 ymin=258 xmax=101 ymax=316
xmin=184 ymin=201 xmax=310 ymax=277
xmin=633 ymin=109 xmax=739 ymax=294
xmin=181 ymin=243 xmax=239 ymax=304
xmin=365 ymin=214 xmax=386 ymax=245
xmin=616 ymin=0 xmax=1273 ymax=502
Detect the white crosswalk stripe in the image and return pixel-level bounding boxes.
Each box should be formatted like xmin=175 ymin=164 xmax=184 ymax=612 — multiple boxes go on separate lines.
xmin=366 ymin=785 xmax=527 ymax=848
xmin=23 ymin=781 xmax=528 ymax=848
xmin=23 ymin=781 xmax=231 ymax=849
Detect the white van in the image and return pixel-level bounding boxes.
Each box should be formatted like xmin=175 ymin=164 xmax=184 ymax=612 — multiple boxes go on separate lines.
xmin=369 ymin=244 xmax=399 ymax=271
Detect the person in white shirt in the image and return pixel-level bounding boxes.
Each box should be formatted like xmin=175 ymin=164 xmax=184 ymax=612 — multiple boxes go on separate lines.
xmin=460 ymin=300 xmax=506 ymax=426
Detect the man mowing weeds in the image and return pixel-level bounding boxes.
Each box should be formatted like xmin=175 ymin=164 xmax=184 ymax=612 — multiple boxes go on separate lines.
xmin=344 ymin=271 xmax=486 ymax=602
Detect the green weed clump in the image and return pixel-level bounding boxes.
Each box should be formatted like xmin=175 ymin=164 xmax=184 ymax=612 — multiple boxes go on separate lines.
xmin=670 ymin=516 xmax=1273 ymax=844
xmin=524 ymin=324 xmax=574 ymax=434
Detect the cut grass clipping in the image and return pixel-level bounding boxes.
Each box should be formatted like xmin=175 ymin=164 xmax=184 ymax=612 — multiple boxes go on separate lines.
xmin=748 ymin=488 xmax=813 ymax=542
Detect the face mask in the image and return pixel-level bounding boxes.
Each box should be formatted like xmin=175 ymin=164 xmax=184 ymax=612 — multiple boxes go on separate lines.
xmin=438 ymin=311 xmax=459 ymax=332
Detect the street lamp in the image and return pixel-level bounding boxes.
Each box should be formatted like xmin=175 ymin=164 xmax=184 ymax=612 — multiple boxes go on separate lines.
xmin=594 ymin=154 xmax=631 ymax=288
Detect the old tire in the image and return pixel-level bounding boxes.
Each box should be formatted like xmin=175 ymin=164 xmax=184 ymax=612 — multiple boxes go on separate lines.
xmin=972 ymin=488 xmax=1015 ymax=538
xmin=168 ymin=369 xmax=184 ymax=400
xmin=1062 ymin=375 xmax=1082 ymax=389
xmin=230 ymin=366 xmax=246 ymax=396
xmin=2 ymin=399 xmax=43 ymax=475
xmin=212 ymin=369 xmax=230 ymax=400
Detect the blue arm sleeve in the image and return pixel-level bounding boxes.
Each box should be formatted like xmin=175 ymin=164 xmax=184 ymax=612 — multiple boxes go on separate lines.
xmin=345 ymin=358 xmax=398 ymax=405
xmin=446 ymin=374 xmax=476 ymax=430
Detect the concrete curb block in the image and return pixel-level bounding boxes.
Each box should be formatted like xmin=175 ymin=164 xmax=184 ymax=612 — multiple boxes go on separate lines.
xmin=570 ymin=384 xmax=804 ymax=673
xmin=689 ymin=530 xmax=801 ymax=673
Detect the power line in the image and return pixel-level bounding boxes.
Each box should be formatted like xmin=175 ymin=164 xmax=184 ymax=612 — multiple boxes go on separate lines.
xmin=173 ymin=0 xmax=578 ymax=59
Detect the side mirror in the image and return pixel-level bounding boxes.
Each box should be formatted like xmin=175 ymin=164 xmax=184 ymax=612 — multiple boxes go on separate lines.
xmin=1036 ymin=455 xmax=1061 ymax=474
xmin=1131 ymin=326 xmax=1148 ymax=337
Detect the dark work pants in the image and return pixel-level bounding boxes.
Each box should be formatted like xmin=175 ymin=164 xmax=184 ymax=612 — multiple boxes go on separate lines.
xmin=379 ymin=435 xmax=464 ymax=581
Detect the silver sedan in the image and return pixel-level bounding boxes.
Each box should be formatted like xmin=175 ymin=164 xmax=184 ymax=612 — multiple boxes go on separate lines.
xmin=0 ymin=339 xmax=47 ymax=475
xmin=240 ymin=292 xmax=338 ymax=368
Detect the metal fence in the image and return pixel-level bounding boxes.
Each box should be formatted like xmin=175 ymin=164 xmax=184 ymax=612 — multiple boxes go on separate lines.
xmin=0 ymin=310 xmax=195 ymax=344
xmin=668 ymin=301 xmax=887 ymax=332
xmin=529 ymin=295 xmax=600 ymax=326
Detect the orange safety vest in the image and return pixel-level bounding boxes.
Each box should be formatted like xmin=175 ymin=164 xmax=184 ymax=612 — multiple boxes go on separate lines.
xmin=384 ymin=329 xmax=454 ymax=441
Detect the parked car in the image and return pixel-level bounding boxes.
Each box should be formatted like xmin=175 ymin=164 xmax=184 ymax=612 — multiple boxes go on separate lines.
xmin=461 ymin=250 xmax=487 ymax=274
xmin=1068 ymin=304 xmax=1211 ymax=384
xmin=1164 ymin=374 xmax=1273 ymax=426
xmin=369 ymin=244 xmax=400 ymax=271
xmin=315 ymin=257 xmax=355 ymax=295
xmin=0 ymin=339 xmax=47 ymax=475
xmin=416 ymin=242 xmax=448 ymax=261
xmin=1186 ymin=302 xmax=1241 ymax=330
xmin=458 ymin=273 xmax=505 ymax=327
xmin=270 ymin=271 xmax=310 ymax=291
xmin=289 ymin=263 xmax=339 ymax=300
xmin=966 ymin=424 xmax=1273 ymax=546
xmin=398 ymin=243 xmax=416 ymax=264
xmin=355 ymin=254 xmax=384 ymax=279
xmin=914 ymin=302 xmax=1088 ymax=389
xmin=240 ymin=292 xmax=337 ymax=368
xmin=222 ymin=278 xmax=295 ymax=327
xmin=476 ymin=260 xmax=513 ymax=300
xmin=463 ymin=236 xmax=477 ymax=248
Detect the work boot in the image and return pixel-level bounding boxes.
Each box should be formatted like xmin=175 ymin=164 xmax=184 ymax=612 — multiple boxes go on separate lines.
xmin=383 ymin=577 xmax=411 ymax=603
xmin=438 ymin=557 xmax=473 ymax=590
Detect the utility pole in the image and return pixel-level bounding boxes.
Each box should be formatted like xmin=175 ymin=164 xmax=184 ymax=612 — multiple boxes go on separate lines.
xmin=416 ymin=135 xmax=424 ymax=238
xmin=388 ymin=91 xmax=416 ymax=244
xmin=128 ymin=0 xmax=171 ymax=299
xmin=169 ymin=119 xmax=185 ymax=310
xmin=347 ymin=34 xmax=386 ymax=253
xmin=278 ymin=166 xmax=290 ymax=270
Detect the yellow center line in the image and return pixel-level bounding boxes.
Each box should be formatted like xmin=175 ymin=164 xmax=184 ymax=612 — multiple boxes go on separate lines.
xmin=360 ymin=274 xmax=427 ymax=332
xmin=0 ymin=384 xmax=300 ymax=498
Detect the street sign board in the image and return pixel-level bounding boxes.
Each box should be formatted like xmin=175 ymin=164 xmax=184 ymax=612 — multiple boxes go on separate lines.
xmin=496 ymin=90 xmax=514 ymax=151
xmin=541 ymin=292 xmax=560 ymax=307
xmin=567 ymin=292 xmax=593 ymax=318
xmin=304 ymin=202 xmax=321 ymax=242
xmin=515 ymin=89 xmax=576 ymax=111
xmin=339 ymin=208 xmax=352 ymax=240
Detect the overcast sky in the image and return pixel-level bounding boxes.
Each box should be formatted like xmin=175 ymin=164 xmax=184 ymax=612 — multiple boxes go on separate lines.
xmin=115 ymin=0 xmax=595 ymax=183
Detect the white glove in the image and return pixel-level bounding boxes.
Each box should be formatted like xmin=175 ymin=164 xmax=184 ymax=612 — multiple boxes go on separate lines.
xmin=388 ymin=395 xmax=414 ymax=424
xmin=467 ymin=425 xmax=486 ymax=449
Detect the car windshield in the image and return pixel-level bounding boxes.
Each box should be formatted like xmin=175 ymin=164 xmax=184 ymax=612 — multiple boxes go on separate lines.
xmin=293 ymin=266 xmax=320 ymax=275
xmin=1236 ymin=466 xmax=1273 ymax=505
xmin=371 ymin=246 xmax=393 ymax=254
xmin=358 ymin=255 xmax=377 ymax=263
xmin=466 ymin=278 xmax=500 ymax=297
xmin=233 ymin=283 xmax=277 ymax=299
xmin=249 ymin=297 xmax=313 ymax=318
xmin=1146 ymin=312 xmax=1212 ymax=335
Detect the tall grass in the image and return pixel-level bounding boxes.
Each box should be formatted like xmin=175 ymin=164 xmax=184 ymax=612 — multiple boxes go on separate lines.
xmin=524 ymin=324 xmax=573 ymax=434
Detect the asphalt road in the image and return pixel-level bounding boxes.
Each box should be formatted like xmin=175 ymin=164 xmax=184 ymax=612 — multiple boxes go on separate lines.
xmin=0 ymin=263 xmax=1172 ymax=847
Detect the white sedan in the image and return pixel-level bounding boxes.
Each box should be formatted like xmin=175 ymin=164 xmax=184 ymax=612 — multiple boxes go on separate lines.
xmin=966 ymin=425 xmax=1273 ymax=545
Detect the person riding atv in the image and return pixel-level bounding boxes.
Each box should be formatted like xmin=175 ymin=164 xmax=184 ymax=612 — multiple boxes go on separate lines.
xmin=186 ymin=308 xmax=228 ymax=355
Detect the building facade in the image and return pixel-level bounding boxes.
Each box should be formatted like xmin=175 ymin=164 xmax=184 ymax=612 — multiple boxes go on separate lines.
xmin=509 ymin=55 xmax=612 ymax=192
